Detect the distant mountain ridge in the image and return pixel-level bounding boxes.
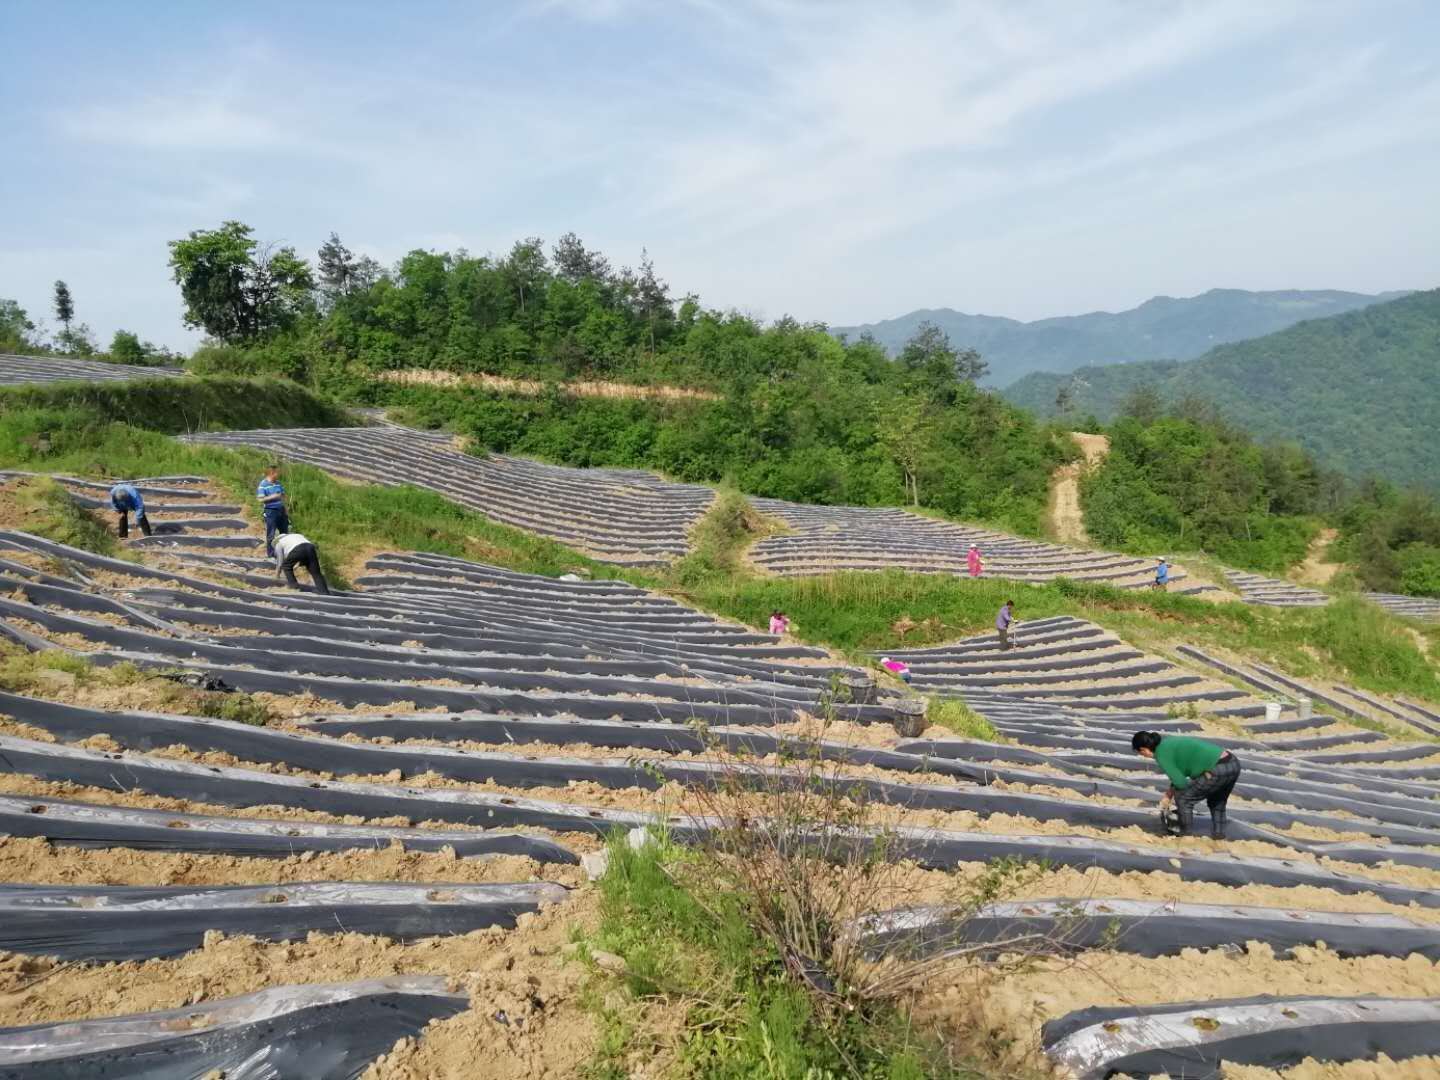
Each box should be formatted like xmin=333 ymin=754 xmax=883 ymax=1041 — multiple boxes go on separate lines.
xmin=1002 ymin=287 xmax=1440 ymax=490
xmin=834 ymin=288 xmax=1408 ymax=386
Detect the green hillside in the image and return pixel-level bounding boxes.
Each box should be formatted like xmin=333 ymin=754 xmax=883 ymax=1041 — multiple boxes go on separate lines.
xmin=1005 ymin=288 xmax=1440 ymax=489
xmin=834 ymin=288 xmax=1404 ymax=386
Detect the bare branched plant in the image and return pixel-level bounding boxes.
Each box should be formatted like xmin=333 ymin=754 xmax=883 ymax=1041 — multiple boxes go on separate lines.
xmin=673 ymin=688 xmax=1090 ymax=1040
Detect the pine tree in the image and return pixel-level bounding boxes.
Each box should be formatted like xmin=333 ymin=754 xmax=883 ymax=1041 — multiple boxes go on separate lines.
xmin=52 ymin=280 xmax=74 ymax=336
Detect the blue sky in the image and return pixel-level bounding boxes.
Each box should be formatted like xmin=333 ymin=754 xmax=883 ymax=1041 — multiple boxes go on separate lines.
xmin=2 ymin=0 xmax=1438 ymax=351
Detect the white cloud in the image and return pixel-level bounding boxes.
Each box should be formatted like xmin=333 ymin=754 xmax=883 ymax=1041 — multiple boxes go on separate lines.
xmin=60 ymin=95 xmax=290 ymax=152
xmin=10 ymin=0 xmax=1438 ymax=347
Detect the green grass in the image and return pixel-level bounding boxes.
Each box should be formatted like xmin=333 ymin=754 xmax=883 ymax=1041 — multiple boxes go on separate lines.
xmin=1 ymin=475 xmax=123 ymax=557
xmin=679 ymin=571 xmax=1440 ymax=705
xmin=0 ymin=648 xmax=276 ymax=724
xmin=0 ymin=376 xmax=350 ymax=434
xmin=4 ymin=399 xmax=1435 ymax=704
xmin=0 ymin=647 xmax=93 ymax=693
xmin=669 ymin=487 xmax=787 ymax=588
xmin=581 ymin=830 xmax=986 ymax=1080
xmin=0 ymin=404 xmax=613 ymax=589
xmin=927 ymin=697 xmax=1002 ymax=742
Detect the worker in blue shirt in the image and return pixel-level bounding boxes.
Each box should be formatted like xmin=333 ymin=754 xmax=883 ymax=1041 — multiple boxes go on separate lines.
xmin=109 ymin=483 xmax=152 ymax=538
xmin=1153 ymin=558 xmax=1170 ymax=590
xmin=256 ymin=464 xmax=290 ymax=558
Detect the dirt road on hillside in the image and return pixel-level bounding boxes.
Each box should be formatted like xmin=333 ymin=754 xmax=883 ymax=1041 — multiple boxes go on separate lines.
xmin=1048 ymin=432 xmax=1110 ymax=545
xmin=1294 ymin=527 xmax=1342 ymax=586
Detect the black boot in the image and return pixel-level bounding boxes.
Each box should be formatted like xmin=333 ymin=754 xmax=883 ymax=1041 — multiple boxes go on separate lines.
xmin=138 ymin=514 xmax=153 ymax=537
xmin=117 ymin=513 xmax=129 ymax=539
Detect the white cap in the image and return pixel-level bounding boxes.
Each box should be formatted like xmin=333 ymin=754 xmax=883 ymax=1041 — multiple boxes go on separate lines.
xmin=881 ymin=656 xmax=890 ymax=663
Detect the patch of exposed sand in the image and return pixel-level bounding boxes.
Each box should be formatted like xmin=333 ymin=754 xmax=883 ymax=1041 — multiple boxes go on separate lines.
xmin=916 ymin=943 xmax=1440 ymax=1076
xmin=1294 ymin=528 xmax=1343 ymax=587
xmin=0 ymin=835 xmax=577 ymax=890
xmin=0 ymin=884 xmax=600 ymax=1080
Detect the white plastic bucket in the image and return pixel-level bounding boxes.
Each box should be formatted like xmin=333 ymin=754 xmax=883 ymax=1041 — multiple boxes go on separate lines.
xmin=1264 ymin=702 xmax=1283 ymax=724
xmin=1297 ymin=696 xmax=1312 ymax=721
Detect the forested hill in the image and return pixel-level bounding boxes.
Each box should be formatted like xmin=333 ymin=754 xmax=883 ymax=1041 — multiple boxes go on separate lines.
xmin=1005 ymin=287 xmax=1440 ymax=490
xmin=834 ymin=288 xmax=1405 ymax=386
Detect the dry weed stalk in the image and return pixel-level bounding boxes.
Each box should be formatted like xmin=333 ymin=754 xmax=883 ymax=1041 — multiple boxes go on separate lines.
xmin=677 ymin=692 xmax=1089 ymax=1022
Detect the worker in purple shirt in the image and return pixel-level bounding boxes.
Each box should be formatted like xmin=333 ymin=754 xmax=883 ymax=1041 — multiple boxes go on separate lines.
xmin=996 ymin=599 xmax=1015 ymax=650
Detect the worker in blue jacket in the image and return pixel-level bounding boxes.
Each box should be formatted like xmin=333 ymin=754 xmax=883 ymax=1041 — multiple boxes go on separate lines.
xmin=109 ymin=483 xmax=152 ymax=538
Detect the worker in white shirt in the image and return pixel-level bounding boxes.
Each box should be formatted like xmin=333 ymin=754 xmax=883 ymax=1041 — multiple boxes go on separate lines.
xmin=273 ymin=531 xmax=330 ymax=595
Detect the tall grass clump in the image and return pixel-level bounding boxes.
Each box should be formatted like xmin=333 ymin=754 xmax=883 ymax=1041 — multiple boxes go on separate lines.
xmin=581 ymin=719 xmax=1071 ymax=1078
xmin=0 ymin=376 xmax=349 ymax=435
xmin=0 ymin=475 xmax=120 ymax=557
xmin=1308 ymin=596 xmax=1440 ymax=698
xmin=927 ymin=697 xmax=1002 ymax=742
xmin=670 ymin=488 xmax=785 ymax=588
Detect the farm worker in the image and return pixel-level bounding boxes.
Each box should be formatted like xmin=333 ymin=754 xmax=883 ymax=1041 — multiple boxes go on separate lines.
xmin=273 ymin=530 xmax=331 ymax=595
xmin=1154 ymin=558 xmax=1170 ymax=590
xmin=1131 ymin=731 xmax=1241 ymax=840
xmin=256 ymin=464 xmax=290 ymax=558
xmin=966 ymin=544 xmax=982 ymax=578
xmin=995 ymin=600 xmax=1015 ymax=650
xmin=109 ymin=483 xmax=152 ymax=538
xmin=769 ymin=610 xmax=791 ymax=635
xmin=880 ymin=657 xmax=912 ymax=684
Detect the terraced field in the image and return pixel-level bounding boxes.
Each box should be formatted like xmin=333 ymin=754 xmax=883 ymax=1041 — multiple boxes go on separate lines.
xmin=187 ymin=424 xmax=1217 ymax=592
xmin=0 ymin=474 xmax=1437 ymax=1076
xmin=185 ymin=425 xmax=714 ymax=567
xmin=0 ymin=353 xmax=185 ymax=385
xmin=1223 ymin=568 xmax=1332 ymax=608
xmin=748 ymin=499 xmax=1200 ymax=591
xmin=1365 ymin=591 xmax=1440 ymax=623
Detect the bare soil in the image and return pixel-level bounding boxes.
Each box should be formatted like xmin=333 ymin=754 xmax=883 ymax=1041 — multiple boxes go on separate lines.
xmin=1047 ymin=432 xmax=1109 ymax=545
xmin=1294 ymin=528 xmax=1343 ymax=587
xmin=375 ymin=368 xmax=720 ymax=403
xmin=0 ymin=881 xmax=600 ymax=1080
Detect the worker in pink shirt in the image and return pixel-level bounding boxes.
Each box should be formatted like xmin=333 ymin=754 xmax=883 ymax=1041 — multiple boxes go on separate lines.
xmin=769 ymin=610 xmax=791 ymax=636
xmin=880 ymin=657 xmax=912 ymax=684
xmin=966 ymin=544 xmax=983 ymax=578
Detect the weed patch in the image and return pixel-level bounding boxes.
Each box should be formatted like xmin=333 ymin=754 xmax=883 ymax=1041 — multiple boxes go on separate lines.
xmin=927 ymin=698 xmax=1002 ymax=742
xmin=670 ymin=489 xmax=786 ymax=588
xmin=0 ymin=476 xmax=121 ymax=557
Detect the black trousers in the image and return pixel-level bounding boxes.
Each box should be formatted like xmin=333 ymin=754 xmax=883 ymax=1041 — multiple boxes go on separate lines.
xmin=1175 ymin=755 xmax=1241 ymax=839
xmin=280 ymin=543 xmax=330 ymax=595
xmin=117 ymin=512 xmax=152 ymax=538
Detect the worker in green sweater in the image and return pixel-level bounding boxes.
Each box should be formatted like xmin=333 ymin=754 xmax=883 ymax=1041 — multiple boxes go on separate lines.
xmin=1131 ymin=731 xmax=1242 ymax=840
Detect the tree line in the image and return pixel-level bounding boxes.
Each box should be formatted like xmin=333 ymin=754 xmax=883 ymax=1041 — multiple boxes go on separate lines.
xmin=1083 ymin=384 xmax=1440 ymax=595
xmin=158 ymin=221 xmax=1066 ymax=533
xmin=11 ymin=218 xmax=1437 ymax=598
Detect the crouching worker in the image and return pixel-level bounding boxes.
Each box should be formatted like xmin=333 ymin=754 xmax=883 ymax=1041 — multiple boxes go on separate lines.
xmin=109 ymin=483 xmax=152 ymax=538
xmin=1132 ymin=730 xmax=1241 ymax=840
xmin=880 ymin=657 xmax=913 ymax=684
xmin=273 ymin=530 xmax=330 ymax=595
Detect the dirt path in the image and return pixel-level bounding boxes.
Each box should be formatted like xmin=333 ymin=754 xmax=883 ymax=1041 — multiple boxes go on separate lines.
xmin=1048 ymin=432 xmax=1110 ymax=545
xmin=1293 ymin=527 xmax=1342 ymax=586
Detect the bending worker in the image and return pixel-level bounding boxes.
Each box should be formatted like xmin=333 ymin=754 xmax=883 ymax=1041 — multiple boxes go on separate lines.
xmin=256 ymin=464 xmax=290 ymax=558
xmin=1153 ymin=557 xmax=1170 ymax=590
xmin=1131 ymin=730 xmax=1241 ymax=840
xmin=273 ymin=530 xmax=331 ymax=595
xmin=109 ymin=482 xmax=152 ymax=538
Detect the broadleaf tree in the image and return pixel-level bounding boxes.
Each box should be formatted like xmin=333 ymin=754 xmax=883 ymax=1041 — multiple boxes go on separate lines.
xmin=168 ymin=221 xmax=315 ymax=342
